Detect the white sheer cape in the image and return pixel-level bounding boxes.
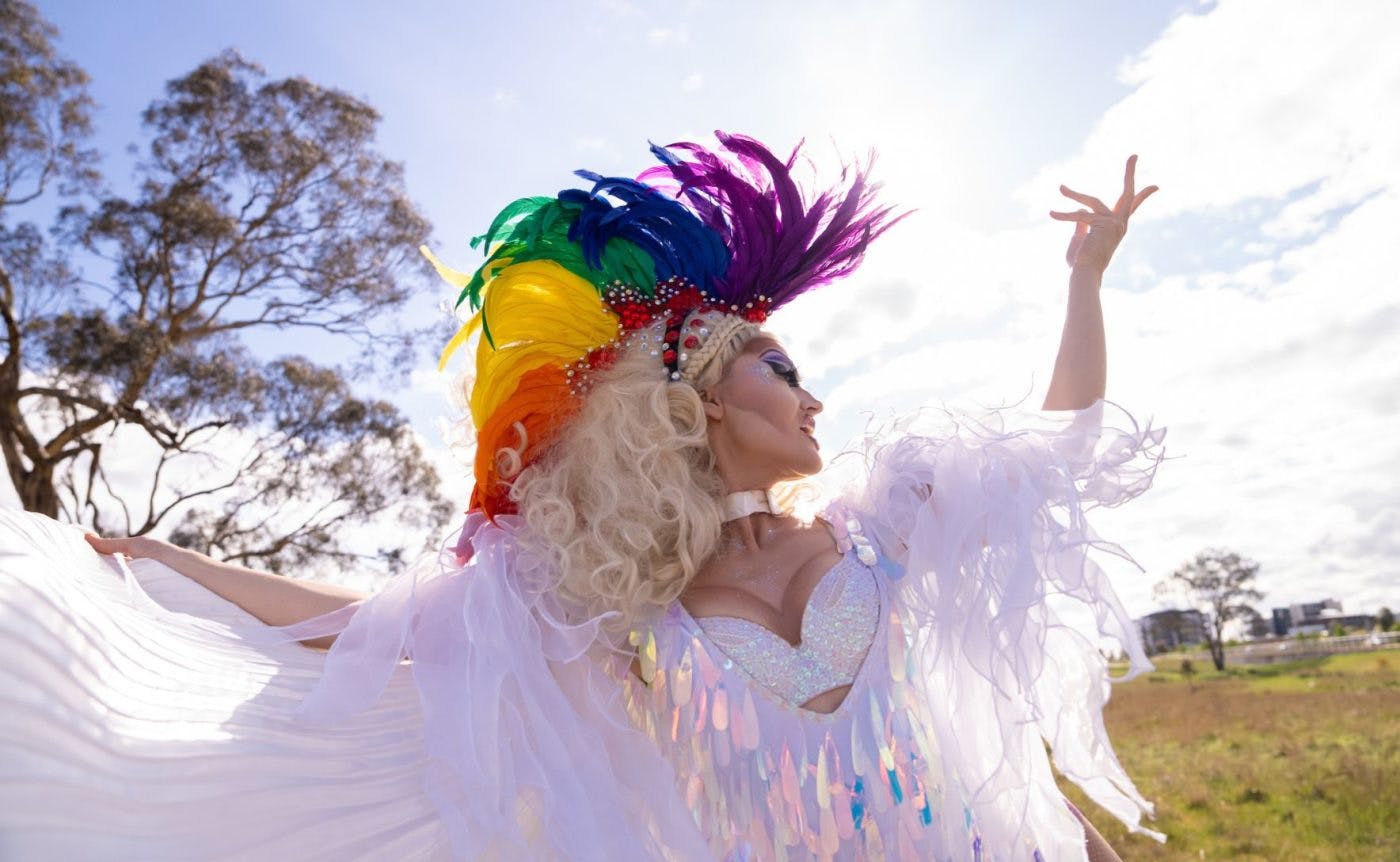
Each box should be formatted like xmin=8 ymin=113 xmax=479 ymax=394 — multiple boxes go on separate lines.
xmin=0 ymin=399 xmax=1165 ymax=860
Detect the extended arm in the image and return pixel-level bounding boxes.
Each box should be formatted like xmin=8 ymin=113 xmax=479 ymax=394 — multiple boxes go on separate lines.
xmin=1042 ymin=155 xmax=1157 ymax=411
xmin=85 ymin=533 xmax=367 ymax=649
xmin=1042 ymin=264 xmax=1107 ymax=410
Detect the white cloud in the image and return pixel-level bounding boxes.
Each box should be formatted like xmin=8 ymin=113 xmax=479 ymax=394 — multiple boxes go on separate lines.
xmin=1013 ymin=0 xmax=1400 ymax=618
xmin=680 ymin=72 xmax=703 ymax=93
xmin=1022 ymin=0 xmax=1400 ymax=223
xmin=777 ymin=0 xmax=1400 ymax=621
xmin=646 ymin=26 xmax=687 ymax=46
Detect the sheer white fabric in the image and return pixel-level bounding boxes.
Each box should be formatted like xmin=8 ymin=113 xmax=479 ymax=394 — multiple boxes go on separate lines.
xmin=845 ymin=398 xmax=1168 ymax=855
xmin=0 ymin=398 xmax=1166 ymax=860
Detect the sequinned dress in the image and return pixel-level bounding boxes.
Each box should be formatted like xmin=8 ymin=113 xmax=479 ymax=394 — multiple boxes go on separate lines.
xmin=0 ymin=400 xmax=1166 ymax=860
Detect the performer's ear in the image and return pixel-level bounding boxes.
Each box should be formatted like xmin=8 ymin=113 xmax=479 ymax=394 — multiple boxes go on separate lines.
xmin=699 ymin=388 xmax=724 ymax=422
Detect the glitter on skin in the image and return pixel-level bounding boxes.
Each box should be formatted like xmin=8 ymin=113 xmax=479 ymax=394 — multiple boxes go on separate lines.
xmin=756 ymin=349 xmax=800 ymax=386
xmin=747 ymin=355 xmax=781 ymax=384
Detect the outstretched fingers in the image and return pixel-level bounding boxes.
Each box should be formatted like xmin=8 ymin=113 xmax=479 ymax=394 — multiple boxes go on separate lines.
xmin=1049 ymin=208 xmax=1092 ymax=222
xmin=1049 ymin=211 xmax=1126 ymax=230
xmin=1130 ymin=184 xmax=1159 ymax=214
xmin=1052 ymin=155 xmax=1156 ymax=268
xmin=1059 ymin=184 xmax=1111 ymax=214
xmin=1114 ymin=155 xmax=1139 ymax=215
xmin=84 ymin=533 xmax=128 ymax=557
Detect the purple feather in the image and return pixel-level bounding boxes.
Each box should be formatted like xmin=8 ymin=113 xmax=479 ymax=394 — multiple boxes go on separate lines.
xmin=642 ymin=131 xmax=907 ymax=309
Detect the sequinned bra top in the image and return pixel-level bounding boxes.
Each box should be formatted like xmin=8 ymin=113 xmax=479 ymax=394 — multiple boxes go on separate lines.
xmin=693 ymin=552 xmax=881 ymax=707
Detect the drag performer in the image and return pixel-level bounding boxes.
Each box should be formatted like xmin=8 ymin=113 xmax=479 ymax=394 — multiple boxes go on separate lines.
xmin=0 ymin=133 xmax=1163 ymax=860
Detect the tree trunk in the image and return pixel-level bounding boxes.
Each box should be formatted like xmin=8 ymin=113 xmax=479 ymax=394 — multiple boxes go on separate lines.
xmin=18 ymin=463 xmax=60 ymax=518
xmin=1209 ymin=641 xmax=1225 ymax=671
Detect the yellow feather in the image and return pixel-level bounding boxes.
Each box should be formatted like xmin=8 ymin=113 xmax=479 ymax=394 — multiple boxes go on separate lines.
xmin=437 ymin=315 xmax=482 ymax=372
xmin=419 ymin=245 xmax=473 ymax=288
xmin=469 ymin=260 xmax=618 ymax=424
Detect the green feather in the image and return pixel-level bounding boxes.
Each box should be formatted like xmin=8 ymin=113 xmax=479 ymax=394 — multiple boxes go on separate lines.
xmin=459 ymin=198 xmax=658 ymax=313
xmin=471 ymin=196 xmax=554 ymax=252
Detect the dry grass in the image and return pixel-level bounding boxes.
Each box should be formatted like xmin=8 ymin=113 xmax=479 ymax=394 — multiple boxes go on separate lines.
xmin=1061 ymin=652 xmax=1400 ymax=861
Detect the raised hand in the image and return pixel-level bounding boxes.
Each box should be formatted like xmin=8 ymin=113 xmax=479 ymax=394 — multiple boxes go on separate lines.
xmin=1050 ymin=155 xmax=1157 ymax=272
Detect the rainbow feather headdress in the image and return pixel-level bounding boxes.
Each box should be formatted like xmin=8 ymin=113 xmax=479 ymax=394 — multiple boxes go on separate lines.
xmin=433 ymin=132 xmax=903 ymax=518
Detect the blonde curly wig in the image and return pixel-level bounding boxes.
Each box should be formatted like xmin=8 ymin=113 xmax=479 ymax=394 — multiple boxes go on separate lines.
xmin=501 ymin=316 xmax=760 ymax=634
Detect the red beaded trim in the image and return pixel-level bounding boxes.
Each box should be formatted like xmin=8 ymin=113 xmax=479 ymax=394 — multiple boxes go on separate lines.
xmin=565 ymin=276 xmax=771 ymax=394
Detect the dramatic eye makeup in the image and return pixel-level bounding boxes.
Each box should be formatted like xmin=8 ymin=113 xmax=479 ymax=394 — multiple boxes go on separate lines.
xmin=759 ymin=349 xmax=801 ymax=387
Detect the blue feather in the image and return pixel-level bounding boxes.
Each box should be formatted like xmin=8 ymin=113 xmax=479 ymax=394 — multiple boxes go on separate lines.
xmin=561 ymin=171 xmax=729 ymax=293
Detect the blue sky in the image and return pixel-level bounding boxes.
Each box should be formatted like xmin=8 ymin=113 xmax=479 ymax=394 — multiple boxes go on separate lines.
xmin=33 ymin=0 xmax=1400 ymax=619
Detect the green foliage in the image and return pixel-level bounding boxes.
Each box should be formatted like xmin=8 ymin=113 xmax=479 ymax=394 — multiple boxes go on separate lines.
xmin=1379 ymin=607 xmax=1394 ymax=632
xmin=1 ymin=10 xmax=450 ymax=576
xmin=0 ymin=0 xmax=98 ymax=209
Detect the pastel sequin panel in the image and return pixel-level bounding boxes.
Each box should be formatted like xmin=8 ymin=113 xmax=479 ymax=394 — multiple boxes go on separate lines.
xmin=694 ymin=554 xmax=880 ymax=707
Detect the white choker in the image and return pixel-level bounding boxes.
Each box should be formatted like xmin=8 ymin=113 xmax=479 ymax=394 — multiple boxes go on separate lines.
xmin=722 ymin=489 xmax=779 ymax=523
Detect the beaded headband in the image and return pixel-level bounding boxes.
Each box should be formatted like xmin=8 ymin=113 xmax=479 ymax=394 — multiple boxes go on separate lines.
xmin=432 ymin=132 xmax=904 ymax=518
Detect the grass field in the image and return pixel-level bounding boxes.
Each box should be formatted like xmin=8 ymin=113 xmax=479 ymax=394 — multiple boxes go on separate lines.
xmin=1062 ymin=650 xmax=1400 ymax=861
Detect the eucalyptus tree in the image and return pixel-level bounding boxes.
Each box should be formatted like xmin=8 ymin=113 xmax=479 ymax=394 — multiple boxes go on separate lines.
xmin=2 ymin=7 xmax=452 ymax=574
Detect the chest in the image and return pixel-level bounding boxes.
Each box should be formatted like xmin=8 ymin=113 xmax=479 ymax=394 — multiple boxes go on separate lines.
xmin=692 ymin=553 xmax=882 ymax=709
xmin=681 ymin=530 xmax=844 ymax=646
xmin=622 ymin=537 xmax=960 ymax=860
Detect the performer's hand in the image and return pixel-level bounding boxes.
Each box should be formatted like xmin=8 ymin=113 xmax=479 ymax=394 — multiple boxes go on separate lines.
xmin=1050 ymin=154 xmax=1157 ymax=272
xmin=84 ymin=531 xmax=169 ymax=562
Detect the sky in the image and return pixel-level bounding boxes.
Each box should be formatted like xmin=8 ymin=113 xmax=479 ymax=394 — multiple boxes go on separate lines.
xmin=30 ymin=0 xmax=1400 ymax=620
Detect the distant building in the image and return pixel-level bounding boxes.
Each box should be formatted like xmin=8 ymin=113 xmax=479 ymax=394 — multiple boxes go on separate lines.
xmin=1137 ymin=609 xmax=1207 ymax=653
xmin=1246 ymin=613 xmax=1272 ymax=639
xmin=1270 ymin=598 xmax=1374 ymax=635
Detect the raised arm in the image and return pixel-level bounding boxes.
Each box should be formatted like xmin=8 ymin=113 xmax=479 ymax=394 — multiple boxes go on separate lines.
xmin=84 ymin=533 xmax=367 ymax=649
xmin=1043 ymin=155 xmax=1156 ymax=411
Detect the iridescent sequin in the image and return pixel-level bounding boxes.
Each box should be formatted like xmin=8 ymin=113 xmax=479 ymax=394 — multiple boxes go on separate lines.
xmin=693 ymin=553 xmax=880 ymax=708
xmin=619 ymin=516 xmax=986 ymax=860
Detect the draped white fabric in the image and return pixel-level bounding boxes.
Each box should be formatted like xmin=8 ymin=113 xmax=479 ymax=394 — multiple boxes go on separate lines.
xmin=0 ymin=510 xmax=445 ymax=860
xmin=0 ymin=510 xmax=709 ymax=861
xmin=0 ymin=398 xmax=1167 ymax=860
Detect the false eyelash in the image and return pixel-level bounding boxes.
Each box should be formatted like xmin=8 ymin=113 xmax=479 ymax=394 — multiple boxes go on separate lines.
xmin=765 ymin=360 xmax=801 ymax=387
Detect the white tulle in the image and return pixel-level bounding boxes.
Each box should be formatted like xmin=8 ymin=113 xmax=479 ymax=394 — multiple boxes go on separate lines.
xmin=846 ymin=398 xmax=1168 ymax=853
xmin=0 ymin=398 xmax=1166 ymax=861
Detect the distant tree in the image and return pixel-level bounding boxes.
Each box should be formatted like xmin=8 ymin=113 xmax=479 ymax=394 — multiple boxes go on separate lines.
xmin=1 ymin=29 xmax=452 ymax=574
xmin=1155 ymin=549 xmax=1264 ymax=671
xmin=1380 ymin=607 xmax=1394 ymax=633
